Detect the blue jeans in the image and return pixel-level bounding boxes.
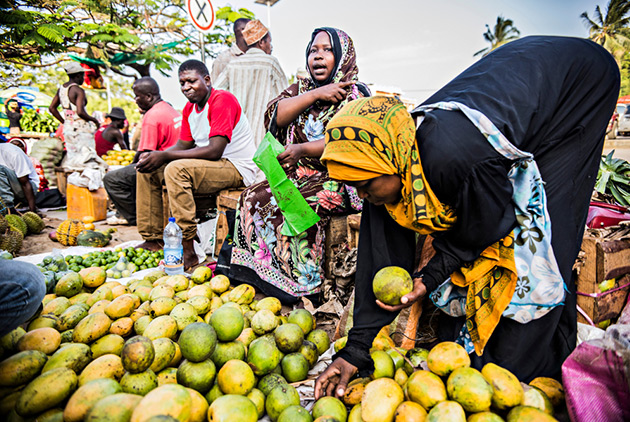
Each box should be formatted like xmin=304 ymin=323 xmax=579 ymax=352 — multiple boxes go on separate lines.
xmin=0 ymin=260 xmax=46 ymax=336
xmin=0 ymin=165 xmax=38 ymax=209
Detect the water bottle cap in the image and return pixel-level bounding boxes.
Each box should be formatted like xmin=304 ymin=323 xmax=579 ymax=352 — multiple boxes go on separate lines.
xmin=168 ymin=217 xmax=175 ymax=223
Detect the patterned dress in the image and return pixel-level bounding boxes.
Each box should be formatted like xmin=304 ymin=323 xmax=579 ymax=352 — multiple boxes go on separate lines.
xmin=229 ymin=28 xmax=368 ymax=302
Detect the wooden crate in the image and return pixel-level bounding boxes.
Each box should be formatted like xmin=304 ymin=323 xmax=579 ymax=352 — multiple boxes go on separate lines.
xmin=55 ymin=167 xmax=75 ymax=198
xmin=577 ymin=235 xmax=630 ymax=324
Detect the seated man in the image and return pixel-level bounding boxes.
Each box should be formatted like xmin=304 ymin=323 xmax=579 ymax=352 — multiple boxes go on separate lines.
xmin=135 ymin=59 xmax=257 ymax=269
xmin=104 ymin=77 xmax=181 ymax=226
xmin=0 ymin=140 xmax=39 ymax=213
xmin=95 ymin=107 xmax=128 ymax=157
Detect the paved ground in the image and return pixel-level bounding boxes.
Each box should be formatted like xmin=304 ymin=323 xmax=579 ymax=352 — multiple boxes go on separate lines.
xmin=603 ymin=135 xmax=630 ymax=162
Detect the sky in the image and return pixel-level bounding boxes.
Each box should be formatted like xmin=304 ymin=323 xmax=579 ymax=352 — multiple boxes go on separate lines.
xmin=154 ymin=0 xmax=605 ymax=110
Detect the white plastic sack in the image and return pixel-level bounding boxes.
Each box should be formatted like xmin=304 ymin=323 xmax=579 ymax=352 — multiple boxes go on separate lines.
xmin=195 ymin=216 xmax=218 ymax=260
xmin=67 ymin=168 xmax=104 ymax=191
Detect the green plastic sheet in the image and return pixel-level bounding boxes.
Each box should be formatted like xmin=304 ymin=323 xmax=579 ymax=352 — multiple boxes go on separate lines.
xmin=253 ymin=132 xmax=320 ymax=236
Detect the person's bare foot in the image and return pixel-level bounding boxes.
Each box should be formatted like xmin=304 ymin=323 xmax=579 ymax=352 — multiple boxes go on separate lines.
xmin=136 ymin=240 xmax=164 ymax=252
xmin=182 ymin=239 xmax=198 ymax=271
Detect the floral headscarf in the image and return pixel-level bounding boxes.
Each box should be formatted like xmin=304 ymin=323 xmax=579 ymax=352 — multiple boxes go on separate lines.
xmin=264 ymin=27 xmax=369 ymax=169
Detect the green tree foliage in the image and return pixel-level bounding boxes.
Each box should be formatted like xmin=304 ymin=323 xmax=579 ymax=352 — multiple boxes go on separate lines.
xmin=581 ymin=0 xmax=630 ymax=65
xmin=0 ymin=0 xmax=254 ymax=77
xmin=474 ymin=16 xmax=520 ymax=57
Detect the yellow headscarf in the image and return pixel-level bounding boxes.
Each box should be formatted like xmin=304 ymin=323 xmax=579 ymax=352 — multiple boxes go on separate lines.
xmin=321 ymin=96 xmax=517 ymax=356
xmin=321 ymin=96 xmax=456 ymax=234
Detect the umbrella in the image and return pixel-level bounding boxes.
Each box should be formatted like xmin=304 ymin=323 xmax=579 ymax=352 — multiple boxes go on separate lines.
xmin=618 ymin=95 xmax=630 ymax=104
xmin=0 ymin=87 xmax=53 ymax=110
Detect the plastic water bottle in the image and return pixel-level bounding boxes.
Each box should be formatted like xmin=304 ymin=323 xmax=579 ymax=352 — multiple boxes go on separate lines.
xmin=163 ymin=217 xmax=184 ymax=275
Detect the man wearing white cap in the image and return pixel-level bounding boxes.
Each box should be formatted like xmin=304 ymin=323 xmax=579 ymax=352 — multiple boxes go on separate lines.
xmin=214 ymin=19 xmax=288 ymax=150
xmin=211 ymin=18 xmax=251 ymax=82
xmin=49 ymin=61 xmax=102 ymax=169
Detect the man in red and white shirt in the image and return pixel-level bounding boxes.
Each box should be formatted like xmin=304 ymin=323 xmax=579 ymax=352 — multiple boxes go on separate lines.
xmin=103 ymin=77 xmax=181 ymax=226
xmin=135 ymin=59 xmax=256 ymax=269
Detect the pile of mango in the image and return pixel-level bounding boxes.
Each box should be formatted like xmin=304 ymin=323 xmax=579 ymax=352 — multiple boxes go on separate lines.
xmin=326 ymin=337 xmax=565 ymax=422
xmin=0 ymin=262 xmax=565 ymax=422
xmin=102 ymin=149 xmax=136 ymax=166
xmin=0 ymin=266 xmax=335 ymax=421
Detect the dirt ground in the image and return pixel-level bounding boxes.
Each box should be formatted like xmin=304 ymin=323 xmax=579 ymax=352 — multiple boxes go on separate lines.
xmin=18 ymin=210 xmax=143 ymax=258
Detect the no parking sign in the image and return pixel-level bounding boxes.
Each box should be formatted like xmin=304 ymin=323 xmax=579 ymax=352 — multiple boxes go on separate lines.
xmin=186 ymin=0 xmax=215 ymax=33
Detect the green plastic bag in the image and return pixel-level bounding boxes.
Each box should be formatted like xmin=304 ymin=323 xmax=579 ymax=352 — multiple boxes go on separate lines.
xmin=253 ymin=132 xmax=320 ymax=236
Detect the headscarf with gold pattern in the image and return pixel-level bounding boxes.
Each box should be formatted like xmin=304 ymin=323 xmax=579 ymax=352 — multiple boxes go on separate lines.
xmin=321 ymin=95 xmax=518 ymax=356
xmin=321 ymin=96 xmax=456 ymax=233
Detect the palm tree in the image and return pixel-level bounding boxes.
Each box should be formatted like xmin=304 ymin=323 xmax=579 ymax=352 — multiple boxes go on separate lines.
xmin=474 ymin=16 xmax=520 ymax=57
xmin=581 ymin=0 xmax=630 ymax=64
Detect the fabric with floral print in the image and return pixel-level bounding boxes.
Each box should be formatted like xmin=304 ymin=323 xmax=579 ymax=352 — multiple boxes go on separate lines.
xmin=424 ymin=101 xmax=566 ymax=332
xmin=231 ymin=169 xmax=362 ymax=296
xmin=230 ymin=28 xmax=367 ymax=298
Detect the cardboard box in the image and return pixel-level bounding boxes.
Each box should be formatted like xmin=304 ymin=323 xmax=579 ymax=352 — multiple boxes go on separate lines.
xmin=577 ymin=235 xmax=630 ymax=324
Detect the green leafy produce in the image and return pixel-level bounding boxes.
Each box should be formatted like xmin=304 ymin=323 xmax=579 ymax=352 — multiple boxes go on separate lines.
xmin=595 ymin=150 xmax=630 ymax=206
xmin=20 ymin=108 xmax=57 ymax=133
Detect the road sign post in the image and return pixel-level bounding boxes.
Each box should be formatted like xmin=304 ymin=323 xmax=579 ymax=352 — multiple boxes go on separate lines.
xmin=186 ymin=0 xmax=215 ymax=63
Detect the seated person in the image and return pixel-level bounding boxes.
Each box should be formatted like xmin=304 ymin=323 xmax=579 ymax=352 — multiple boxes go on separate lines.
xmin=9 ymin=138 xmax=49 ymax=192
xmin=95 ymin=107 xmax=128 ymax=156
xmin=103 ymin=77 xmax=181 ymax=226
xmin=0 ymin=140 xmax=39 ymax=213
xmin=0 ymin=260 xmax=46 ymax=336
xmin=229 ymin=28 xmax=370 ymax=304
xmin=135 ymin=59 xmax=257 ymax=270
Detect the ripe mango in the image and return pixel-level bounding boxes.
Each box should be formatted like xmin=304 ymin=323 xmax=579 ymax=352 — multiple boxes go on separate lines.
xmin=372 ymin=266 xmax=413 ymax=306
xmin=342 ymin=377 xmax=370 ymax=406
xmin=122 ymin=336 xmax=155 ymax=374
xmin=360 ymin=378 xmax=404 ymax=422
xmin=28 ymin=314 xmax=59 ymax=331
xmin=166 ymin=274 xmax=190 ymax=292
xmin=17 ymin=327 xmax=61 ymax=355
xmin=188 ymin=284 xmax=215 ymax=299
xmin=371 ymin=350 xmax=395 ymax=379
xmin=529 ymin=377 xmax=564 ymax=407
xmin=105 ymin=294 xmax=137 ymax=319
xmin=521 ymin=383 xmax=554 ymax=415
xmin=57 ymin=303 xmax=89 ymax=331
xmin=186 ymin=387 xmax=209 ymax=422
xmin=42 ymin=342 xmax=92 ymax=374
xmin=426 ymin=400 xmax=465 ymax=422
xmin=15 ymin=367 xmax=77 ymax=417
xmin=150 ymin=338 xmax=177 ymax=373
xmin=507 ymin=405 xmax=557 ymax=422
xmin=228 ymin=283 xmax=256 ymax=305
xmin=446 ymin=367 xmax=493 ymax=413
xmin=79 ymin=354 xmax=125 ymax=386
xmin=120 ymin=369 xmax=158 ymax=396
xmin=481 ymin=362 xmax=523 ymax=410
xmin=110 ymin=317 xmax=135 ymax=337
xmin=0 ymin=350 xmax=48 ymax=387
xmin=394 ymin=400 xmax=427 ymax=421
xmin=191 ymin=266 xmax=213 ymax=284
xmin=89 ymin=299 xmax=112 ymax=315
xmin=42 ymin=297 xmax=71 ymax=316
xmin=63 ymin=378 xmax=122 ymax=422
xmin=91 ymin=333 xmax=125 ymax=359
xmin=406 ymin=370 xmax=447 ymax=410
xmin=73 ymin=312 xmax=112 ymax=343
xmin=86 ymin=393 xmax=143 ymax=421
xmin=427 ymin=342 xmax=470 ymax=377
xmin=143 ymin=315 xmax=178 ymax=340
